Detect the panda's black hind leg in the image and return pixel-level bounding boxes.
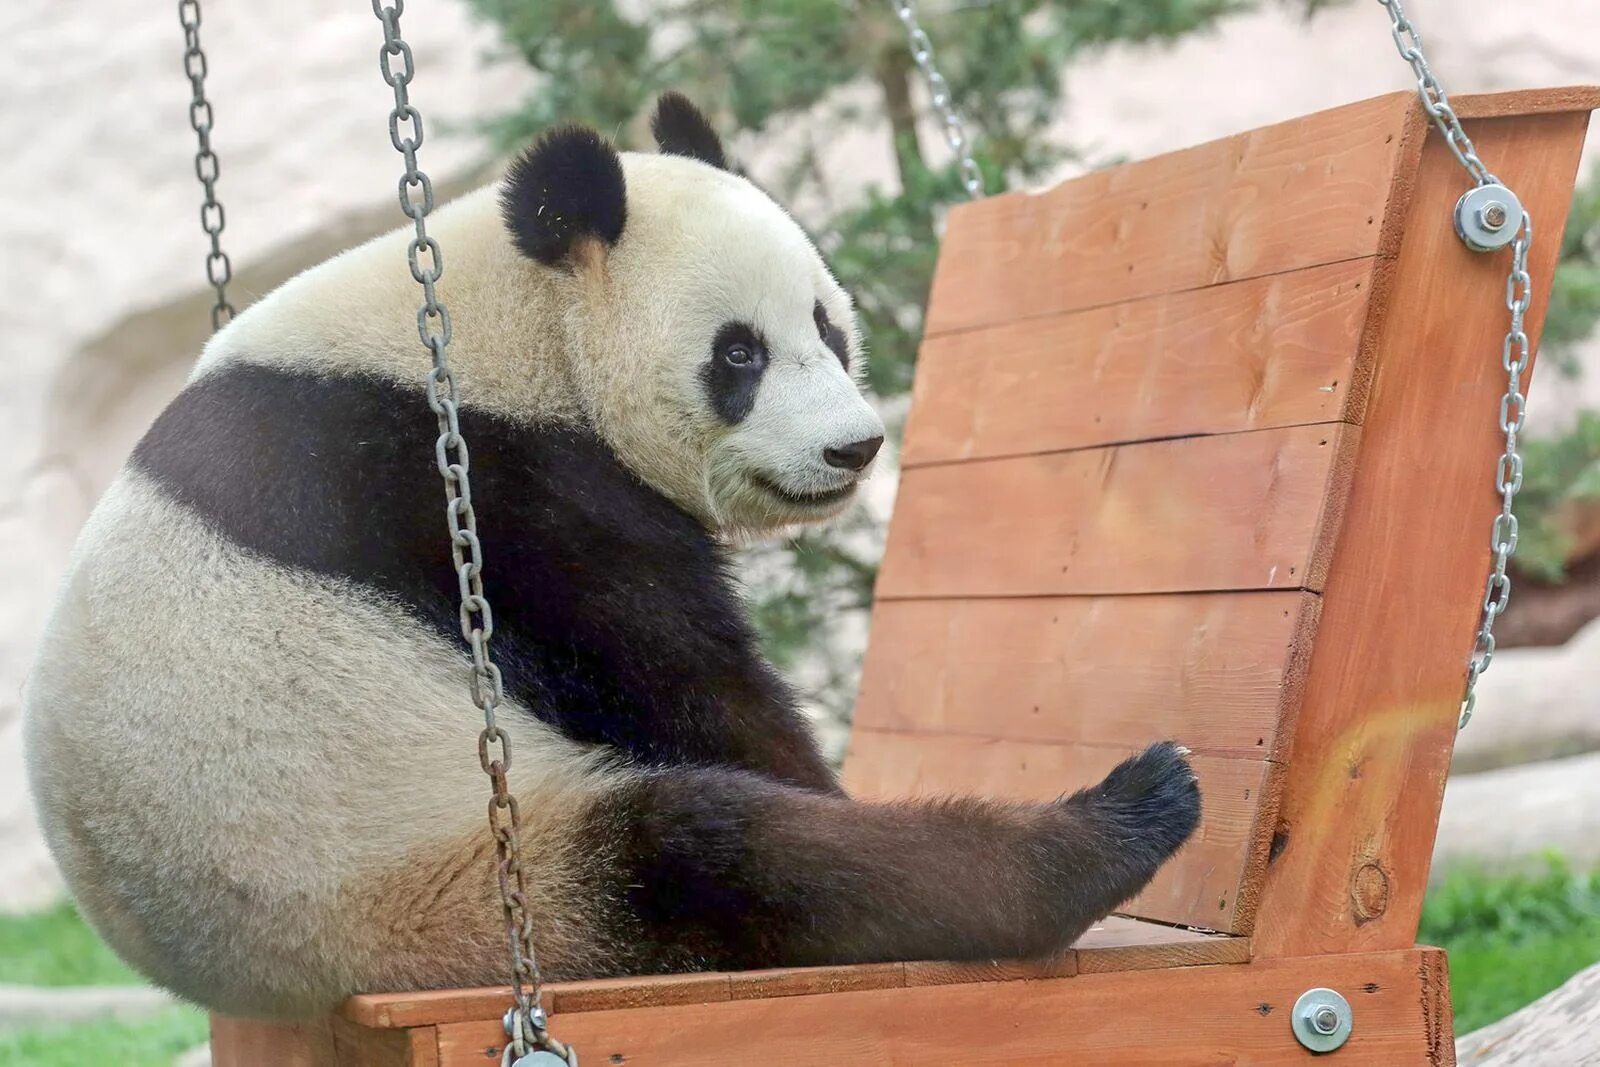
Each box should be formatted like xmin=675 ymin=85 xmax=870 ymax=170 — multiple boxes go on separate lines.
xmin=575 ymin=742 xmax=1200 ymax=974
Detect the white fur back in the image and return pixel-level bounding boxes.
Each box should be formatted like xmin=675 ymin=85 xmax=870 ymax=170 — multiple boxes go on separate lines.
xmin=24 ymin=471 xmax=612 ymax=1016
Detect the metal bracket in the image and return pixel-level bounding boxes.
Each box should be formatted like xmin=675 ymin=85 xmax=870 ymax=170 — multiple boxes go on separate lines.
xmin=1291 ymin=987 xmax=1354 ymax=1053
xmin=1455 ymin=183 xmax=1525 ymax=253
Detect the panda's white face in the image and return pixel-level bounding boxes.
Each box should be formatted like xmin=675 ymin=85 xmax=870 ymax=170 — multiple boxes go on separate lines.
xmin=499 ymin=99 xmax=886 ymax=536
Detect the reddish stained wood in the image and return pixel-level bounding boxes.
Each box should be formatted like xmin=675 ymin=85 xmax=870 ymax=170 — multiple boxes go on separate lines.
xmin=211 ymin=1014 xmax=425 ymax=1067
xmin=729 ymin=962 xmax=907 ymax=1000
xmin=342 ymin=986 xmax=552 ymax=1031
xmin=877 ymin=423 xmax=1357 ymax=600
xmin=211 ymin=1015 xmax=333 ymax=1067
xmin=843 ymin=730 xmax=1270 ymax=931
xmin=852 ymin=591 xmax=1319 ymax=760
xmin=1450 ymin=85 xmax=1600 ymax=119
xmin=432 ymin=949 xmax=1452 ymax=1066
xmin=1252 ymin=108 xmax=1595 ymax=958
xmin=551 ymin=971 xmax=733 ymax=1014
xmin=906 ymin=259 xmax=1377 ymax=467
xmin=1074 ymin=916 xmax=1250 ymax=974
xmin=924 ymin=93 xmax=1418 ymax=337
xmin=901 ymin=956 xmax=1077 ymax=986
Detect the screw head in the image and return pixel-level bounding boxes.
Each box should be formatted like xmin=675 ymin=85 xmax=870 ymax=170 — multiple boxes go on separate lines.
xmin=1481 ymin=201 xmax=1509 ymax=230
xmin=1311 ymin=1005 xmax=1340 ymax=1035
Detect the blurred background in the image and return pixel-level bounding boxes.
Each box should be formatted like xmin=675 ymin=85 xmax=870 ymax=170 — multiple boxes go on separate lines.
xmin=5 ymin=0 xmax=1600 ymax=1062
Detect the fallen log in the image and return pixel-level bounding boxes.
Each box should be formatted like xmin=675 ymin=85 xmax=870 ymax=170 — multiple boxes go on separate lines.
xmin=1456 ymin=960 xmax=1600 ymax=1064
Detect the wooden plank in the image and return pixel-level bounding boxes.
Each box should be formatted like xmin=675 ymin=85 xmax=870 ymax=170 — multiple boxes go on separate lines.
xmin=432 ymin=949 xmax=1452 ymax=1066
xmin=1075 ymin=917 xmax=1251 ymax=974
xmin=408 ymin=1028 xmax=439 ymax=1067
xmin=1251 ymin=108 xmax=1594 ymax=958
xmin=852 ymin=591 xmax=1319 ymax=760
xmin=901 ymin=957 xmax=1076 ymax=986
xmin=343 ymin=987 xmax=551 ymax=1031
xmin=924 ymin=93 xmax=1419 ymax=337
xmin=210 ymin=1014 xmax=424 ymax=1067
xmin=843 ymin=730 xmax=1270 ymax=931
xmin=729 ymin=962 xmax=907 ymax=1001
xmin=877 ymin=423 xmax=1357 ymax=600
xmin=552 ymin=971 xmax=733 ymax=1014
xmin=906 ymin=259 xmax=1378 ymax=466
xmin=211 ymin=1015 xmax=335 ymax=1067
xmin=1451 ymin=85 xmax=1600 ymax=119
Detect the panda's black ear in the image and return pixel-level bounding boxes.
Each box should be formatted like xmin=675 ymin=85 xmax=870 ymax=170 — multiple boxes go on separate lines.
xmin=650 ymin=91 xmax=728 ymax=171
xmin=500 ymin=124 xmax=627 ymax=267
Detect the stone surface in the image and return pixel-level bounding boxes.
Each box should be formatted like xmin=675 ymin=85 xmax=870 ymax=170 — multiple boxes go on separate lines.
xmin=6 ymin=0 xmax=1600 ymax=911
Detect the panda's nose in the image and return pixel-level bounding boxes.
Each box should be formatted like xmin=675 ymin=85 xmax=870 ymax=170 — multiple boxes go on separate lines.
xmin=823 ymin=435 xmax=884 ymax=472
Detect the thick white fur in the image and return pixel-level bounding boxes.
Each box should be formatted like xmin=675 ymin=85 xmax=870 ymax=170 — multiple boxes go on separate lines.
xmin=25 ymin=150 xmax=881 ymax=1018
xmin=26 ymin=472 xmax=615 ymax=1017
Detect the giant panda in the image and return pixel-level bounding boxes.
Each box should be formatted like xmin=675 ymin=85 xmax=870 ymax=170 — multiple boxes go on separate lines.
xmin=23 ymin=93 xmax=1200 ymax=1021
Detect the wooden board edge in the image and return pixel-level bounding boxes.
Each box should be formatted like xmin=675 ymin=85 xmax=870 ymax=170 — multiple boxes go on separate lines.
xmin=1304 ymin=421 xmax=1365 ymax=592
xmin=1265 ymin=591 xmax=1325 ymax=765
xmin=1076 ymin=934 xmax=1251 ymax=974
xmin=1451 ymin=85 xmax=1600 ymax=119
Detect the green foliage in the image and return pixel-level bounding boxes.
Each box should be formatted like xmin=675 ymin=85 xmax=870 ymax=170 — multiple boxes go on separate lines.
xmin=1542 ymin=168 xmax=1600 ymax=366
xmin=1419 ymin=858 xmax=1600 ymax=1033
xmin=1512 ymin=411 xmax=1600 ymax=581
xmin=0 ymin=900 xmax=141 ymax=986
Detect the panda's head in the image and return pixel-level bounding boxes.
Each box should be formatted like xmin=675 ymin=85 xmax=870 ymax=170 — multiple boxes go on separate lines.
xmin=498 ymin=92 xmax=885 ymax=536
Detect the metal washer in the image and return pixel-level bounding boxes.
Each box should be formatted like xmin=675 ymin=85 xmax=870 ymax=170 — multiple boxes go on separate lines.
xmin=1291 ymin=987 xmax=1354 ymax=1053
xmin=1454 ymin=183 xmax=1525 ymax=253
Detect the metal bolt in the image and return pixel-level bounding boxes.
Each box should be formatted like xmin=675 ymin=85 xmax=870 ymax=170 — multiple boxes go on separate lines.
xmin=1480 ymin=201 xmax=1509 ymax=230
xmin=1292 ymin=988 xmax=1353 ymax=1052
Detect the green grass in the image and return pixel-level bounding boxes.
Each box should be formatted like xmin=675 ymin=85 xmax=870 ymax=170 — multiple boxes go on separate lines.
xmin=0 ymin=1009 xmax=209 ymax=1067
xmin=0 ymin=903 xmax=208 ymax=1066
xmin=1419 ymin=857 xmax=1600 ymax=1033
xmin=0 ymin=900 xmax=142 ymax=986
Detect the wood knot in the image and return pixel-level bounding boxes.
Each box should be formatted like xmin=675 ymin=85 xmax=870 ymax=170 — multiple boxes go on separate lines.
xmin=1352 ymin=862 xmax=1390 ymax=925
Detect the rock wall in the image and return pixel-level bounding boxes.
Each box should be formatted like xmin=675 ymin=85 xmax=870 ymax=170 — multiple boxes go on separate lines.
xmin=5 ymin=0 xmax=1598 ymax=909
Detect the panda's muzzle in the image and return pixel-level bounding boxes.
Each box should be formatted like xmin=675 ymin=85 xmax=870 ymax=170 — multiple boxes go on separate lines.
xmin=751 ymin=473 xmax=859 ymax=510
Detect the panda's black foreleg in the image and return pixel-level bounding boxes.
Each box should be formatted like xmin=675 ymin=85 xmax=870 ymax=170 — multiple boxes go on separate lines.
xmin=576 ymin=741 xmax=1201 ymax=974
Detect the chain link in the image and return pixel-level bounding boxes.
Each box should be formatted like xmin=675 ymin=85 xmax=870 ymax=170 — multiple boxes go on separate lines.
xmin=178 ymin=0 xmax=235 ymax=332
xmin=887 ymin=0 xmax=983 ymax=199
xmin=1376 ymin=0 xmax=1531 ymax=730
xmin=369 ymin=3 xmax=571 ymax=1062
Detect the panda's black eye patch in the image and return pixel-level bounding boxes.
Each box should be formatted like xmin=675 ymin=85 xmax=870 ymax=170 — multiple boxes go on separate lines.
xmin=814 ymin=301 xmax=849 ymax=370
xmin=702 ymin=322 xmax=769 ymax=424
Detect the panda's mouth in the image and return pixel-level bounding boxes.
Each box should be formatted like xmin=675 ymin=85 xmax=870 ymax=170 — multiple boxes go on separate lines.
xmin=751 ymin=474 xmax=858 ymax=510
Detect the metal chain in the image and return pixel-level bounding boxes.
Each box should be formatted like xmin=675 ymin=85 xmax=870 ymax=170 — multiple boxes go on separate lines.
xmin=887 ymin=0 xmax=983 ymax=199
xmin=178 ymin=0 xmax=234 ymax=332
xmin=1377 ymin=0 xmax=1531 ymax=730
xmin=369 ymin=4 xmax=572 ymax=1063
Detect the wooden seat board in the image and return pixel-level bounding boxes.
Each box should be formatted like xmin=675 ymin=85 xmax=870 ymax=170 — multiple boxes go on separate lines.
xmin=923 ymin=92 xmax=1420 ymax=337
xmin=854 ymin=591 xmax=1320 ymax=760
xmin=338 ymin=918 xmax=1245 ymax=1031
xmin=844 ymin=730 xmax=1271 ymax=930
xmin=877 ymin=422 xmax=1357 ymax=600
xmin=905 ymin=258 xmax=1379 ymax=467
xmin=429 ymin=949 xmax=1445 ymax=1067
